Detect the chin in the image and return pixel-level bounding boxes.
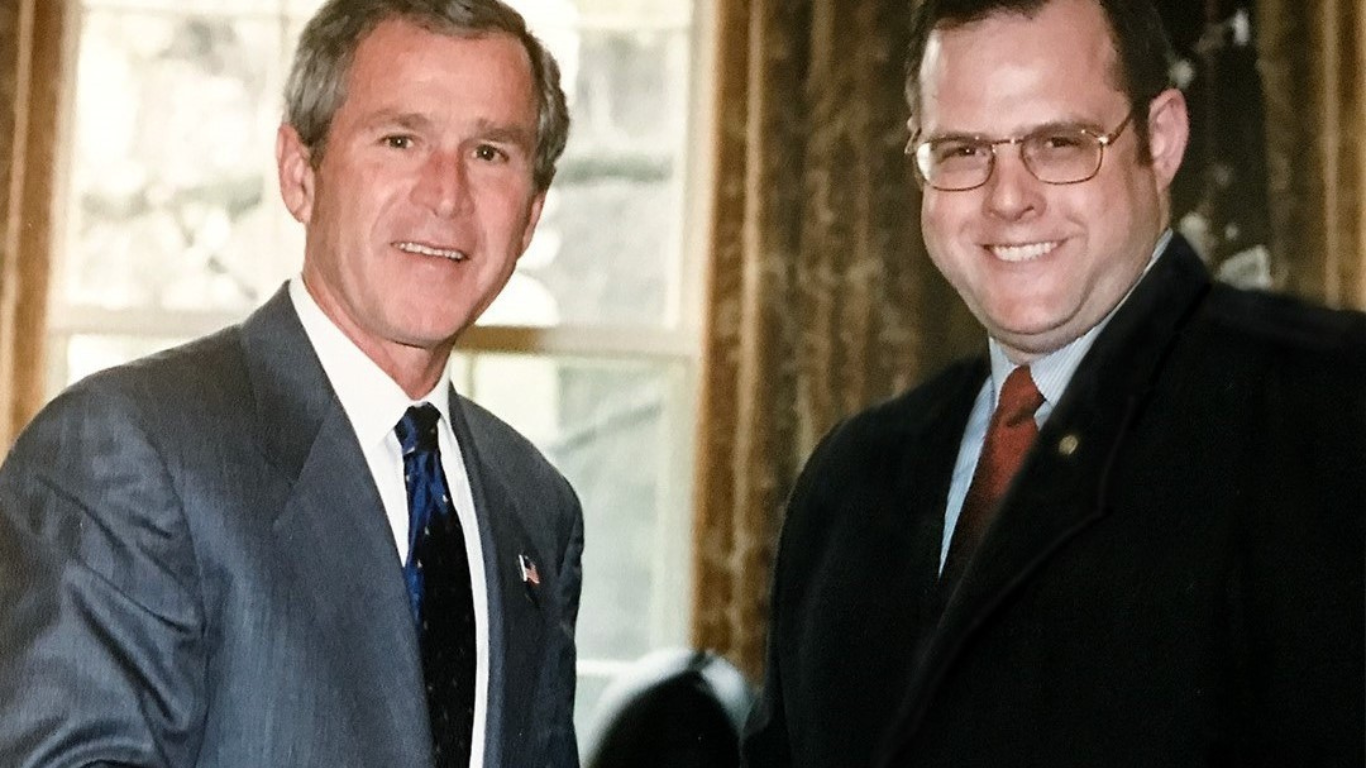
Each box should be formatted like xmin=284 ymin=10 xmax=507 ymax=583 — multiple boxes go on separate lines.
xmin=390 ymin=316 xmax=466 ymax=348
xmin=988 ymin=316 xmax=1067 ymax=349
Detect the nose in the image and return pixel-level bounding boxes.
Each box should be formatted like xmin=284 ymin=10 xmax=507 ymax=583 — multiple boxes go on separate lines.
xmin=982 ymin=143 xmax=1044 ymax=221
xmin=412 ymin=150 xmax=471 ymax=218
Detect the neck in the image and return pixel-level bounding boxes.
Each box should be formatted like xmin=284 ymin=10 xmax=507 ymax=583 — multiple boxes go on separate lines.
xmin=369 ymin=343 xmax=452 ymax=400
xmin=300 ymin=274 xmax=455 ymax=400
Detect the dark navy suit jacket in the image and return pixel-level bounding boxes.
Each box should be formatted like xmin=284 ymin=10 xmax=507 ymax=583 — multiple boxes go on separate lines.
xmin=744 ymin=237 xmax=1366 ymax=767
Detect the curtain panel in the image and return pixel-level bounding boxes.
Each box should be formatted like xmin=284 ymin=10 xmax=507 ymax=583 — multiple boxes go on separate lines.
xmin=0 ymin=0 xmax=65 ymax=448
xmin=690 ymin=0 xmax=978 ymax=680
xmin=1258 ymin=0 xmax=1364 ymax=309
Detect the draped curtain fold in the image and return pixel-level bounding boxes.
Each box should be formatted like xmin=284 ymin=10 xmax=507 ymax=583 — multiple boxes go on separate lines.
xmin=1257 ymin=0 xmax=1363 ymax=309
xmin=691 ymin=0 xmax=1366 ymax=683
xmin=689 ymin=0 xmax=977 ymax=680
xmin=0 ymin=0 xmax=66 ymax=448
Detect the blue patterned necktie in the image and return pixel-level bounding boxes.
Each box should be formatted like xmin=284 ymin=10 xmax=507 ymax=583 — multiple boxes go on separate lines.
xmin=395 ymin=404 xmax=476 ymax=768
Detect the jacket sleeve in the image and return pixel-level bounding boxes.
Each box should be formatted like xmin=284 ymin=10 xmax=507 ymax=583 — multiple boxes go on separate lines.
xmin=546 ymin=481 xmax=584 ymax=768
xmin=0 ymin=384 xmax=206 ymax=767
xmin=741 ymin=465 xmax=807 ymax=768
xmin=740 ymin=576 xmax=793 ymax=768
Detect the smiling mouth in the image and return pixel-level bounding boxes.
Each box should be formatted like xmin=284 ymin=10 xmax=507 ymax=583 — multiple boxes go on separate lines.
xmin=988 ymin=240 xmax=1060 ymax=263
xmin=394 ymin=241 xmax=467 ymax=261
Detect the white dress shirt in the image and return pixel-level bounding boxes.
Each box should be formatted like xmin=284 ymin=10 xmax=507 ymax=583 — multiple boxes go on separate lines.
xmin=289 ymin=278 xmax=488 ymax=768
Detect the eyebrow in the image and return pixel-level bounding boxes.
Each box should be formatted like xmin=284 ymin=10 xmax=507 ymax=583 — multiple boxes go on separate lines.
xmin=923 ymin=118 xmax=1107 ymax=143
xmin=473 ymin=120 xmax=536 ymax=150
xmin=363 ymin=111 xmax=535 ymax=149
xmin=364 ymin=111 xmax=433 ymax=133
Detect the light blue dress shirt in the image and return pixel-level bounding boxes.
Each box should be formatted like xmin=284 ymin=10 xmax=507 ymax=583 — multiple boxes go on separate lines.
xmin=938 ymin=230 xmax=1172 ymax=570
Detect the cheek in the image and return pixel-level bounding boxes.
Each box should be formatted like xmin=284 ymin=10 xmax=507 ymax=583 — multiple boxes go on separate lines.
xmin=920 ymin=195 xmax=944 ymax=234
xmin=314 ymin=176 xmax=366 ymax=237
xmin=1065 ymin=170 xmax=1142 ymax=229
xmin=327 ymin=155 xmax=395 ymax=212
xmin=921 ymin=201 xmax=974 ymax=268
xmin=920 ymin=193 xmax=973 ymax=239
xmin=492 ymin=182 xmax=536 ymax=223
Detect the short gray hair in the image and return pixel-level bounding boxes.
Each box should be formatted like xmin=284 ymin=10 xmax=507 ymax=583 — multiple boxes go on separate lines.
xmin=284 ymin=0 xmax=570 ymax=190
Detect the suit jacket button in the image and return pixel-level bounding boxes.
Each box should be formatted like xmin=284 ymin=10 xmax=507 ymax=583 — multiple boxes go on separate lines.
xmin=1058 ymin=434 xmax=1080 ymax=456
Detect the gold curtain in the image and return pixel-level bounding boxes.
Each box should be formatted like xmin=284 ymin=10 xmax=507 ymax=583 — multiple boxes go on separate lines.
xmin=0 ymin=0 xmax=66 ymax=447
xmin=1259 ymin=0 xmax=1364 ymax=309
xmin=689 ymin=0 xmax=978 ymax=680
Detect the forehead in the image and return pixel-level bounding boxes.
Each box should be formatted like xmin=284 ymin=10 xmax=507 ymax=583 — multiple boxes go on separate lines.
xmin=916 ymin=0 xmax=1124 ymax=135
xmin=339 ymin=19 xmax=537 ymax=124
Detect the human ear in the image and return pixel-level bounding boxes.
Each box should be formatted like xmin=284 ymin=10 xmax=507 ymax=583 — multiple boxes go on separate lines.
xmin=1144 ymin=88 xmax=1189 ymax=191
xmin=518 ymin=190 xmax=547 ymax=255
xmin=276 ymin=124 xmax=316 ymax=224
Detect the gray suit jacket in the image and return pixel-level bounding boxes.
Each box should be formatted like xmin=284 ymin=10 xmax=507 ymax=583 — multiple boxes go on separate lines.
xmin=0 ymin=288 xmax=584 ymax=767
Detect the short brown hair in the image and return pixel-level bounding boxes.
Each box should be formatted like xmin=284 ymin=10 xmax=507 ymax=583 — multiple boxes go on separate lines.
xmin=905 ymin=0 xmax=1175 ymax=155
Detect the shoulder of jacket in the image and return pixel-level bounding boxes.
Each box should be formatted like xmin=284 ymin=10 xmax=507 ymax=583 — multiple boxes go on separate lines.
xmin=1198 ymin=284 xmax=1366 ymax=368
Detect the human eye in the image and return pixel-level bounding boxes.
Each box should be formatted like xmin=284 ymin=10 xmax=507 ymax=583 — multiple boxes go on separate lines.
xmin=1021 ymin=127 xmax=1102 ymax=183
xmin=381 ymin=134 xmax=416 ymax=150
xmin=931 ymin=138 xmax=988 ymax=164
xmin=473 ymin=143 xmax=510 ymax=163
xmin=1030 ymin=128 xmax=1092 ymax=155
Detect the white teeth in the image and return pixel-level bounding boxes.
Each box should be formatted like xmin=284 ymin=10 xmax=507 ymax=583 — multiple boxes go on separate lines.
xmin=395 ymin=241 xmax=467 ymax=261
xmin=989 ymin=240 xmax=1059 ymax=262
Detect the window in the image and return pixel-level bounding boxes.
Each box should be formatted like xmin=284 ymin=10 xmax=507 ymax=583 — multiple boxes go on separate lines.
xmin=46 ymin=0 xmax=709 ymax=732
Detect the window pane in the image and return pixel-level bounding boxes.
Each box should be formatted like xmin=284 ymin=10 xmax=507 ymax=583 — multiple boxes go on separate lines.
xmin=63 ymin=9 xmax=301 ymax=313
xmin=62 ymin=335 xmax=188 ymax=387
xmin=482 ymin=3 xmax=694 ymax=329
xmin=464 ymin=353 xmax=693 ymax=725
xmin=573 ymin=669 xmax=615 ymax=740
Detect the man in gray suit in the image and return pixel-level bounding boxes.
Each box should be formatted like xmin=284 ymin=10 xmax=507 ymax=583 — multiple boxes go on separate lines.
xmin=0 ymin=0 xmax=583 ymax=765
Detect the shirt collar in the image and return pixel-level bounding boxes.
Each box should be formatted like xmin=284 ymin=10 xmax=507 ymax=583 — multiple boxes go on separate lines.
xmin=289 ymin=277 xmax=453 ymax=446
xmin=986 ymin=228 xmax=1172 ymax=409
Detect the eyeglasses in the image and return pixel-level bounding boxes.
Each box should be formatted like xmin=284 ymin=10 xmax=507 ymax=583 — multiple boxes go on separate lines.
xmin=906 ymin=109 xmax=1136 ymax=192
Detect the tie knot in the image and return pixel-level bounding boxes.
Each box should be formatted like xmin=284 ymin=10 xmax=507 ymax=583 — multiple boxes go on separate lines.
xmin=395 ymin=403 xmax=441 ymax=456
xmin=997 ymin=366 xmax=1044 ymax=427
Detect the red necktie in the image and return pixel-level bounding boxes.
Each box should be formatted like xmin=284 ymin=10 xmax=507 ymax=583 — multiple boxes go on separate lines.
xmin=940 ymin=366 xmax=1044 ymax=593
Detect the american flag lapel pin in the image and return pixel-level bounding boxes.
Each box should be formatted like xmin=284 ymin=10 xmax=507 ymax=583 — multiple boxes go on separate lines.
xmin=518 ymin=553 xmax=541 ymax=586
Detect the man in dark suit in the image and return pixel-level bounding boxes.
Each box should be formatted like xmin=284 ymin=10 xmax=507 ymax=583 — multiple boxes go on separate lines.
xmin=742 ymin=0 xmax=1365 ymax=765
xmin=0 ymin=1 xmax=582 ymax=766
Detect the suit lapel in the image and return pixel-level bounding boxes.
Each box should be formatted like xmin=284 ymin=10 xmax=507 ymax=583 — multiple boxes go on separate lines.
xmin=895 ymin=358 xmax=990 ymax=656
xmin=241 ymin=288 xmax=429 ymax=761
xmin=876 ymin=238 xmax=1214 ymax=763
xmin=272 ymin=409 xmax=429 ymax=740
xmin=447 ymin=392 xmax=547 ymax=768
